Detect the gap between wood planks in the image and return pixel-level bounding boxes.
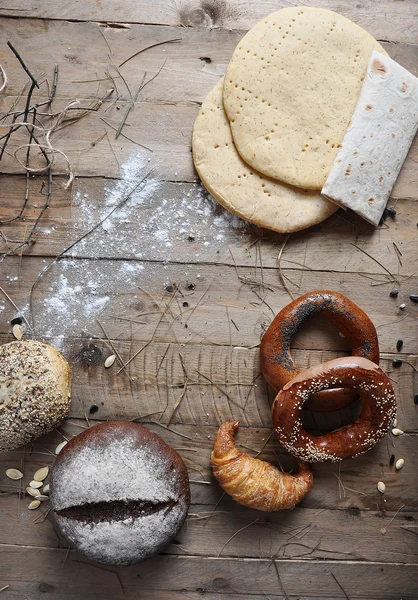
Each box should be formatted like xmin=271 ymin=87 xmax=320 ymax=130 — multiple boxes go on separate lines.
xmin=4 ymin=251 xmax=417 ymax=282
xmin=0 ymin=543 xmax=417 ymax=567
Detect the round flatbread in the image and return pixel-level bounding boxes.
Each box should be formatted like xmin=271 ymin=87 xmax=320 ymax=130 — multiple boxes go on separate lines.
xmin=192 ymin=79 xmax=336 ymax=234
xmin=223 ymin=7 xmax=386 ymax=190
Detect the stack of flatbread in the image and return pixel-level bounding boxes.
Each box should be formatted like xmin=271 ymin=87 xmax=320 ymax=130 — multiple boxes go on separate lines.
xmin=192 ymin=7 xmax=416 ymax=232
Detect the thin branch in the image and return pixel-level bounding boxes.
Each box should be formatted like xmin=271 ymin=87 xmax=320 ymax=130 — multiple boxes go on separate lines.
xmin=115 ymin=72 xmax=146 ymax=139
xmin=0 ymin=63 xmax=7 ymax=92
xmin=351 ymin=244 xmax=397 ymax=283
xmin=217 ymin=519 xmax=259 ymax=556
xmin=96 ymin=319 xmax=133 ymax=382
xmin=119 ymin=38 xmax=181 ymax=68
xmin=277 ymin=234 xmax=295 ymax=300
xmin=7 ymin=41 xmax=39 ymax=88
xmin=331 ymin=573 xmax=350 ymax=600
xmin=0 ymin=286 xmax=32 ymax=332
xmin=147 ymin=420 xmax=193 ymax=440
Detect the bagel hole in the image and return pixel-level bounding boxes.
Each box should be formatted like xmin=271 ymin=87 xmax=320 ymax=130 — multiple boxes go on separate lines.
xmin=301 ymin=397 xmax=362 ymax=436
xmin=292 ymin=314 xmax=351 ymax=352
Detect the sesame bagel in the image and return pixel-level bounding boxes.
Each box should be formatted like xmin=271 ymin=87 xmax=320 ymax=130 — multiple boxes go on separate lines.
xmin=0 ymin=340 xmax=71 ymax=451
xmin=271 ymin=357 xmax=396 ymax=462
xmin=260 ymin=291 xmax=380 ymax=411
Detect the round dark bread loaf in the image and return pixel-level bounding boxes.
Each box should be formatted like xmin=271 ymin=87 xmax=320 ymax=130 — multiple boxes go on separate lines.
xmin=50 ymin=421 xmax=190 ymax=566
xmin=0 ymin=340 xmax=71 ymax=451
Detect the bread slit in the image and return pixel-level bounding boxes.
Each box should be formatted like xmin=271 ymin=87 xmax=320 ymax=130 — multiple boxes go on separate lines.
xmin=55 ymin=498 xmax=177 ymax=523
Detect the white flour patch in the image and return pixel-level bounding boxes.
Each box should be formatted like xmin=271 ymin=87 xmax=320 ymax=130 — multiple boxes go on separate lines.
xmin=72 ymin=153 xmax=250 ymax=261
xmin=36 ymin=259 xmax=146 ymax=341
xmin=4 ymin=154 xmax=252 ymax=351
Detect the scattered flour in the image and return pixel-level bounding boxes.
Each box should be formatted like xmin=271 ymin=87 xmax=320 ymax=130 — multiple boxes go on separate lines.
xmin=4 ymin=154 xmax=252 ymax=349
xmin=72 ymin=153 xmax=249 ymax=260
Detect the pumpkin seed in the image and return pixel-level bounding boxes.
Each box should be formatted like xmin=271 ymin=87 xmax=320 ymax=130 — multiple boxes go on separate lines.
xmin=26 ymin=486 xmax=41 ymax=497
xmin=391 ymin=428 xmax=404 ymax=436
xmin=105 ymin=354 xmax=116 ymax=368
xmin=36 ymin=495 xmax=49 ymax=502
xmin=42 ymin=484 xmax=50 ymax=494
xmin=395 ymin=458 xmax=405 ymax=470
xmin=12 ymin=324 xmax=23 ymax=340
xmin=377 ymin=481 xmax=386 ymax=493
xmin=55 ymin=441 xmax=67 ymax=455
xmin=6 ymin=468 xmax=23 ymax=480
xmin=28 ymin=500 xmax=41 ymax=510
xmin=29 ymin=480 xmax=43 ymax=489
xmin=33 ymin=466 xmax=49 ymax=481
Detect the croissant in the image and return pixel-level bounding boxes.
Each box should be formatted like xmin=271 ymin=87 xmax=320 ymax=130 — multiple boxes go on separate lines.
xmin=211 ymin=421 xmax=313 ymax=511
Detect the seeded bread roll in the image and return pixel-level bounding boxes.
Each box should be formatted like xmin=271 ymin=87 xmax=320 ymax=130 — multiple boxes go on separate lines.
xmin=0 ymin=340 xmax=71 ymax=451
xmin=50 ymin=421 xmax=191 ymax=566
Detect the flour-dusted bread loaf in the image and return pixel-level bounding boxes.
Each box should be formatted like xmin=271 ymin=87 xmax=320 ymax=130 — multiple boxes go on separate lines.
xmin=50 ymin=421 xmax=191 ymax=566
xmin=322 ymin=51 xmax=418 ymax=226
xmin=0 ymin=340 xmax=71 ymax=451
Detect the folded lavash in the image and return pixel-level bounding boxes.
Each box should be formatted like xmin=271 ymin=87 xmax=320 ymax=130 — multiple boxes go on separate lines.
xmin=322 ymin=51 xmax=418 ymax=226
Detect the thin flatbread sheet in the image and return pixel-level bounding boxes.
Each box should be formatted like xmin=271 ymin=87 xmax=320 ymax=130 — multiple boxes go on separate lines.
xmin=322 ymin=51 xmax=418 ymax=226
xmin=192 ymin=79 xmax=336 ymax=234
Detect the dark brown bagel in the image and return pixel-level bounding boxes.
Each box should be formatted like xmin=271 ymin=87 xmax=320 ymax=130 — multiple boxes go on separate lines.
xmin=271 ymin=357 xmax=396 ymax=462
xmin=260 ymin=290 xmax=379 ymax=411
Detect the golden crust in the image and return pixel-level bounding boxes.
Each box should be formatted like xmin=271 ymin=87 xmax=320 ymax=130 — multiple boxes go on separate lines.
xmin=0 ymin=340 xmax=71 ymax=451
xmin=211 ymin=421 xmax=313 ymax=511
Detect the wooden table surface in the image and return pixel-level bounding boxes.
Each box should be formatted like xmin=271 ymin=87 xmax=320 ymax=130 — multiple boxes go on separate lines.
xmin=0 ymin=1 xmax=417 ymax=598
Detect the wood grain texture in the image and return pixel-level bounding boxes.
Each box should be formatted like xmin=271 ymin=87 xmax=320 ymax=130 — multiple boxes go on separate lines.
xmin=2 ymin=497 xmax=417 ymax=563
xmin=1 ymin=256 xmax=416 ymax=353
xmin=0 ymin=547 xmax=417 ymax=599
xmin=0 ymin=19 xmax=417 ymax=193
xmin=0 ymin=0 xmax=417 ymax=44
xmin=1 ymin=176 xmax=418 ymax=275
xmin=1 ymin=1 xmax=417 ymax=597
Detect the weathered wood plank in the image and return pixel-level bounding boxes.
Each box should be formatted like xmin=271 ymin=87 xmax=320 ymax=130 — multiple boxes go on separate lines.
xmin=0 ymin=547 xmax=417 ymax=599
xmin=0 ymin=20 xmax=416 ymax=101
xmin=0 ymin=95 xmax=416 ymax=196
xmin=0 ymin=0 xmax=417 ymax=44
xmin=1 ymin=257 xmax=416 ymax=354
xmin=1 ymin=333 xmax=416 ymax=431
xmin=0 ymin=21 xmax=417 ymax=191
xmin=1 ymin=176 xmax=417 ymax=277
xmin=1 ymin=421 xmax=417 ymax=511
xmin=1 ymin=491 xmax=417 ymax=563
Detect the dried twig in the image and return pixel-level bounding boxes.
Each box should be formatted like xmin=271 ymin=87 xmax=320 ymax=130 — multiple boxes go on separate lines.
xmin=7 ymin=41 xmax=39 ymax=88
xmin=271 ymin=560 xmax=289 ymax=600
xmin=148 ymin=420 xmax=193 ymax=440
xmin=115 ymin=72 xmax=146 ymax=139
xmin=277 ymin=234 xmax=295 ymax=300
xmin=0 ymin=63 xmax=7 ymax=92
xmin=96 ymin=318 xmax=133 ymax=381
xmin=101 ymin=116 xmax=152 ymax=151
xmin=351 ymin=244 xmax=397 ymax=283
xmin=119 ymin=38 xmax=182 ymax=68
xmin=167 ymin=379 xmax=189 ymax=425
xmin=217 ymin=519 xmax=259 ymax=556
xmin=0 ymin=286 xmax=32 ymax=332
xmin=331 ymin=573 xmax=350 ymax=600
xmin=196 ymin=370 xmax=244 ymax=410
